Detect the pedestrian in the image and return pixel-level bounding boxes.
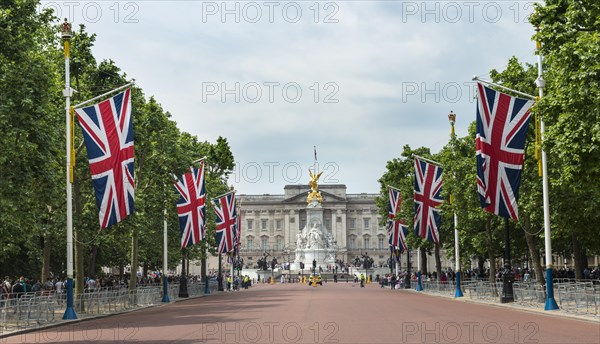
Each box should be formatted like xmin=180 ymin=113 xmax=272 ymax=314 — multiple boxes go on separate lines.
xmin=32 ymin=280 xmax=43 ymax=293
xmin=55 ymin=279 xmax=64 ymax=294
xmin=360 ymin=273 xmax=365 ymax=288
xmin=1 ymin=277 xmax=11 ymax=306
xmin=391 ymin=274 xmax=397 ymax=290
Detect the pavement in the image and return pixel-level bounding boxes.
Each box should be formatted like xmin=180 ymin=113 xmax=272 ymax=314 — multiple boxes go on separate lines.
xmin=2 ymin=282 xmax=599 ymax=344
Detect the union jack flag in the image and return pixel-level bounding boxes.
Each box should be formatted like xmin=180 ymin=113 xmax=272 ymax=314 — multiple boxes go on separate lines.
xmin=76 ymin=89 xmax=134 ymax=229
xmin=388 ymin=219 xmax=409 ymax=253
xmin=213 ymin=191 xmax=237 ymax=254
xmin=414 ymin=156 xmax=443 ymax=243
xmin=173 ymin=161 xmax=206 ymax=249
xmin=387 ymin=186 xmax=408 ymax=252
xmin=388 ymin=186 xmax=402 ymax=219
xmin=228 ymin=208 xmax=242 ymax=262
xmin=476 ymin=83 xmax=533 ymax=220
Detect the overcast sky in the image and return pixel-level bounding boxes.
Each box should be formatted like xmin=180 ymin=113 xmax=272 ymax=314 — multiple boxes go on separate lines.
xmin=45 ymin=1 xmax=538 ymax=194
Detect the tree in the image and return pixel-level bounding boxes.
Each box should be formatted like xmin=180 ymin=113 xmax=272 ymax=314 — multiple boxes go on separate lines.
xmin=0 ymin=0 xmax=64 ymax=279
xmin=531 ymin=1 xmax=600 ymax=278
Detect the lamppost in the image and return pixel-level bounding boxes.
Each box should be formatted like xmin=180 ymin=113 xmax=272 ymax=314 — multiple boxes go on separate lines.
xmin=333 ymin=241 xmax=338 ymax=274
xmin=448 ymin=111 xmax=464 ymax=298
xmin=363 ymin=251 xmax=371 ymax=284
xmin=269 ymin=250 xmax=275 ymax=283
xmin=404 ymin=249 xmax=411 ymax=288
xmin=283 ymin=248 xmax=291 ymax=283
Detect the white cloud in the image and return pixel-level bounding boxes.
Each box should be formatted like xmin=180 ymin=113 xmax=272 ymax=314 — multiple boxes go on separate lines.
xmin=71 ymin=1 xmax=536 ymax=195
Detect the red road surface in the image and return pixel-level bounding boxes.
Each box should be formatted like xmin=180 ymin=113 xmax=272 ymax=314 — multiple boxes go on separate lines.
xmin=4 ymin=283 xmax=599 ymax=343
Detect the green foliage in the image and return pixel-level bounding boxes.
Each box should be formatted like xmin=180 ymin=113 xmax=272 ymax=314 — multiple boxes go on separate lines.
xmin=0 ymin=1 xmax=236 ymax=280
xmin=531 ymin=1 xmax=600 ymax=263
xmin=0 ymin=0 xmax=64 ymax=278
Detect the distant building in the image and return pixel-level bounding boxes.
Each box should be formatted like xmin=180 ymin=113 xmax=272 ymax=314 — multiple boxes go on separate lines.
xmin=235 ymin=184 xmax=451 ymax=272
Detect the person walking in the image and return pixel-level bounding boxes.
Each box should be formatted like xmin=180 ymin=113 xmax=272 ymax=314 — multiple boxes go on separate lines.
xmin=360 ymin=273 xmax=365 ymax=288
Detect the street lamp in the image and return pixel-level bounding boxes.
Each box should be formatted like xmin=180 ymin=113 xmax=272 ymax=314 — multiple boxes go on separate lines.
xmin=404 ymin=249 xmax=411 ymax=289
xmin=283 ymin=248 xmax=292 ymax=283
xmin=362 ymin=251 xmax=371 ymax=284
xmin=333 ymin=241 xmax=338 ymax=274
xmin=448 ymin=110 xmax=464 ymax=298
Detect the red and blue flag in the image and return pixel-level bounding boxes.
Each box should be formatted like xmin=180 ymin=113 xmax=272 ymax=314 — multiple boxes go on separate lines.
xmin=387 ymin=186 xmax=408 ymax=253
xmin=213 ymin=191 xmax=237 ymax=254
xmin=388 ymin=219 xmax=409 ymax=253
xmin=75 ymin=89 xmax=134 ymax=229
xmin=173 ymin=160 xmax=206 ymax=249
xmin=476 ymin=83 xmax=533 ymax=220
xmin=413 ymin=156 xmax=443 ymax=243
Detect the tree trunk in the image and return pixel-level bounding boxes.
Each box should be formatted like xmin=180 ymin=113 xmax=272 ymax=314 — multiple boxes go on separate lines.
xmin=41 ymin=232 xmax=52 ymax=282
xmin=434 ymin=243 xmax=442 ymax=281
xmin=485 ymin=216 xmax=497 ymax=284
xmin=87 ymin=246 xmax=98 ymax=277
xmin=477 ymin=255 xmax=485 ymax=278
xmin=521 ymin=215 xmax=545 ymax=285
xmin=419 ymin=247 xmax=428 ymax=275
xmin=201 ymin=257 xmax=207 ymax=281
xmin=572 ymin=235 xmax=584 ymax=280
xmin=129 ymin=227 xmax=138 ymax=291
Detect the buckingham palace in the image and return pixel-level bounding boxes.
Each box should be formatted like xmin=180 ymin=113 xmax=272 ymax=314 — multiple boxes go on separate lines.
xmin=235 ymin=184 xmax=450 ymax=271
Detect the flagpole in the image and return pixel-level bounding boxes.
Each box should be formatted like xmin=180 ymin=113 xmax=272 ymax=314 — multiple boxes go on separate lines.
xmin=448 ymin=111 xmax=463 ymax=298
xmin=230 ymin=253 xmax=234 ymax=290
xmin=213 ymin=190 xmax=235 ymax=200
xmin=472 ymin=77 xmax=536 ymax=100
xmin=61 ymin=19 xmax=77 ymax=320
xmin=313 ymin=145 xmax=317 ymax=175
xmin=535 ymin=30 xmax=559 ymax=311
xmin=395 ymin=251 xmax=399 ymax=277
xmin=74 ymin=82 xmax=134 ymax=109
xmin=162 ymin=207 xmax=170 ymax=302
xmin=412 ymin=154 xmax=442 ymax=167
xmin=415 ymin=247 xmax=423 ymax=291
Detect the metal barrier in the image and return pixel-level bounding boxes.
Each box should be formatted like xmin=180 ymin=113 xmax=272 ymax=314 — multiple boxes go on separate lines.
xmin=0 ymin=282 xmax=220 ymax=336
xmin=418 ymin=279 xmax=599 ymax=317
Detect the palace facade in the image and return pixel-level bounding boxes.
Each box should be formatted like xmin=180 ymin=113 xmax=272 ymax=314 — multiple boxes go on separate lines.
xmin=236 ymin=184 xmax=451 ymax=270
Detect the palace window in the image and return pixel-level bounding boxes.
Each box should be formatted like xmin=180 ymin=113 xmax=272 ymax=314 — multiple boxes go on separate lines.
xmin=261 ymin=238 xmax=269 ymax=250
xmin=247 ymin=238 xmax=254 ymax=250
xmin=364 ymin=238 xmax=370 ymax=249
xmin=247 ymin=219 xmax=253 ymax=230
xmin=349 ymin=218 xmax=356 ymax=229
xmin=261 ymin=219 xmax=268 ymax=230
xmin=363 ymin=218 xmax=370 ymax=230
xmin=378 ymin=238 xmax=384 ymax=250
xmin=276 ymin=219 xmax=283 ymax=230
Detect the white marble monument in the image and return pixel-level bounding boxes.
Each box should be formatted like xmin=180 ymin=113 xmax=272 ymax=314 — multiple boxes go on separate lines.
xmin=293 ymin=169 xmax=336 ymax=270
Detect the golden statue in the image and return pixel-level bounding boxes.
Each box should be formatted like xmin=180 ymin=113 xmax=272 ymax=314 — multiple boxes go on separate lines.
xmin=307 ymin=169 xmax=323 ymax=204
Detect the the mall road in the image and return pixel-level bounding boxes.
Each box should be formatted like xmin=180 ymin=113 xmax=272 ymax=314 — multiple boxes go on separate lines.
xmin=4 ymin=282 xmax=599 ymax=344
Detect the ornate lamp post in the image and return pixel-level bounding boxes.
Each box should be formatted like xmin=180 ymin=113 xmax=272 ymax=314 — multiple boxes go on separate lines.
xmin=448 ymin=111 xmax=464 ymax=298
xmin=61 ymin=19 xmax=77 ymax=320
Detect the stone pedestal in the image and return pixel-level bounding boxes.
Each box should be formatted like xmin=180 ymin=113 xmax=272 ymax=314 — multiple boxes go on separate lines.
xmin=294 ymin=201 xmax=336 ymax=270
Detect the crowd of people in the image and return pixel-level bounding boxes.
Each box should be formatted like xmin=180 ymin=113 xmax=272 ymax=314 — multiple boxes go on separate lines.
xmin=0 ymin=273 xmax=218 ymax=304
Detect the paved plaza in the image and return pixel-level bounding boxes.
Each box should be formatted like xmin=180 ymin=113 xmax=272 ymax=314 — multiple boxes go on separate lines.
xmin=3 ymin=282 xmax=599 ymax=344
